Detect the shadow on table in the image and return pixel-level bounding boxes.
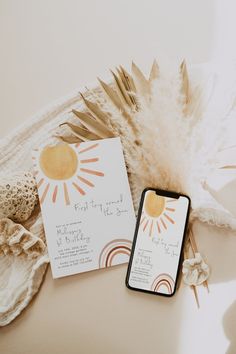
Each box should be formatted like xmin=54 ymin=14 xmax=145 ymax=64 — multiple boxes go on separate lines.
xmin=193 ymin=221 xmax=236 ymax=354
xmin=223 ymin=301 xmax=236 ymax=354
xmin=193 ymin=221 xmax=236 ymax=285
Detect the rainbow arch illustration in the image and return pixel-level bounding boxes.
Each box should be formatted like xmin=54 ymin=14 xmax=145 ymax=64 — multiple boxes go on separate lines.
xmin=99 ymin=239 xmax=132 ymax=268
xmin=151 ymin=273 xmax=175 ymax=295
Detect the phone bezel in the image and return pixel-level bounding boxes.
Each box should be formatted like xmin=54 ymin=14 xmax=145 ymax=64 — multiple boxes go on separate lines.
xmin=126 ymin=187 xmax=191 ymax=297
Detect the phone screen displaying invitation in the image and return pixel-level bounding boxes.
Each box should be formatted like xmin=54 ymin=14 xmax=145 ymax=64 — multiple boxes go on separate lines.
xmin=127 ymin=190 xmax=190 ymax=296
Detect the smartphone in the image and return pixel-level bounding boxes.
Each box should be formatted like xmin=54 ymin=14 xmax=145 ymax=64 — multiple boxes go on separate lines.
xmin=126 ymin=188 xmax=190 ymax=297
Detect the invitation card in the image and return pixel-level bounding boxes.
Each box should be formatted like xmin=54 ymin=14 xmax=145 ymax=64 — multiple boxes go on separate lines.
xmin=32 ymin=137 xmax=135 ymax=278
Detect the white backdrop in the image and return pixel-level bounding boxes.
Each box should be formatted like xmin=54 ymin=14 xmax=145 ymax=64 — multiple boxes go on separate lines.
xmin=1 ymin=0 xmax=236 ymax=138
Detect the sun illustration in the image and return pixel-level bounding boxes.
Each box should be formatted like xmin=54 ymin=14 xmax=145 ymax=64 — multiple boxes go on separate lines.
xmin=140 ymin=191 xmax=176 ymax=237
xmin=32 ymin=142 xmax=104 ymax=205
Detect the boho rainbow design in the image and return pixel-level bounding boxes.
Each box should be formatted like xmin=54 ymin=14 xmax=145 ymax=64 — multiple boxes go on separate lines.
xmin=141 ymin=191 xmax=176 ymax=237
xmin=99 ymin=239 xmax=132 ymax=268
xmin=32 ymin=142 xmax=104 ymax=206
xmin=151 ymin=273 xmax=175 ymax=294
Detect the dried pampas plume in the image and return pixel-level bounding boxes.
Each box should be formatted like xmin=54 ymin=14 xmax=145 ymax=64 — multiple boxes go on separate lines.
xmin=57 ymin=60 xmax=236 ymax=231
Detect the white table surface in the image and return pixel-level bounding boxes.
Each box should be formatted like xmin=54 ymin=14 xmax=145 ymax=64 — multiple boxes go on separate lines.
xmin=0 ymin=1 xmax=236 ymax=353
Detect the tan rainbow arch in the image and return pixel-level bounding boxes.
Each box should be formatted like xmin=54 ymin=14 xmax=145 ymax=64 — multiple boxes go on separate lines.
xmin=151 ymin=273 xmax=175 ymax=295
xmin=99 ymin=239 xmax=132 ymax=268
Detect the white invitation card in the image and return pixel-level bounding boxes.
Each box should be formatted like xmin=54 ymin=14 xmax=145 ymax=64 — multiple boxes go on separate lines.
xmin=32 ymin=137 xmax=135 ymax=278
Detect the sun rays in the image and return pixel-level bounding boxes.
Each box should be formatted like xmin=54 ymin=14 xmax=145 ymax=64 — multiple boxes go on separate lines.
xmin=32 ymin=142 xmax=104 ymax=206
xmin=140 ymin=191 xmax=176 ymax=237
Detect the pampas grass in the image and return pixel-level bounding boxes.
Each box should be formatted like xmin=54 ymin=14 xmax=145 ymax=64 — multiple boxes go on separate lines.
xmin=57 ymin=61 xmax=236 ymax=230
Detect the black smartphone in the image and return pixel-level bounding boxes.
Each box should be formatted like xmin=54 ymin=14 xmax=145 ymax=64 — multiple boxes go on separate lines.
xmin=126 ymin=188 xmax=190 ymax=297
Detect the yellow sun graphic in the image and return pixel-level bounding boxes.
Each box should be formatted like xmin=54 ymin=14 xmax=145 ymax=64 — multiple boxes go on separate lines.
xmin=140 ymin=190 xmax=176 ymax=237
xmin=32 ymin=142 xmax=104 ymax=206
xmin=40 ymin=144 xmax=78 ymax=180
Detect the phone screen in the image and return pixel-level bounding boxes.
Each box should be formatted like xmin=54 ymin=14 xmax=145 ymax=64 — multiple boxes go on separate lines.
xmin=126 ymin=189 xmax=190 ymax=296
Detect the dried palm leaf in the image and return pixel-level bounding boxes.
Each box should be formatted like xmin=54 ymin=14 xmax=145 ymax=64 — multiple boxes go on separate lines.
xmin=180 ymin=60 xmax=190 ymax=104
xmin=131 ymin=61 xmax=150 ymax=98
xmin=58 ymin=60 xmax=189 ymax=145
xmin=110 ymin=70 xmax=134 ymax=108
xmin=98 ymin=78 xmax=138 ymax=133
xmin=149 ymin=59 xmax=159 ymax=82
xmin=56 ymin=135 xmax=82 ymax=144
xmin=80 ymin=93 xmax=110 ymax=125
xmin=60 ymin=122 xmax=101 ymax=141
xmin=72 ymin=109 xmax=114 ymax=139
xmin=119 ymin=66 xmax=136 ymax=93
xmin=98 ymin=78 xmax=126 ymax=112
xmin=118 ymin=66 xmax=138 ymax=109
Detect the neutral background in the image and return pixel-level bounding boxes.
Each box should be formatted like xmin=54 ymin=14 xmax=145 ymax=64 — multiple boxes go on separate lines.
xmin=0 ymin=1 xmax=236 ymax=353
